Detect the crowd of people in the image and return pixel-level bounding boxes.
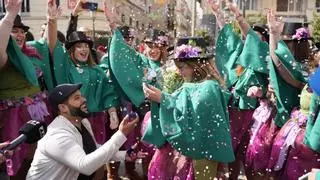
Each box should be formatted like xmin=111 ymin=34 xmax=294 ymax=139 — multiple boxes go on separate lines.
xmin=0 ymin=0 xmax=319 ymax=179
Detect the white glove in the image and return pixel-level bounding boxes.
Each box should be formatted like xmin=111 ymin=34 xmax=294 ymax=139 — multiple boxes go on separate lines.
xmin=109 ymin=111 xmax=119 ymax=130
xmin=247 ymin=86 xmax=263 ymax=98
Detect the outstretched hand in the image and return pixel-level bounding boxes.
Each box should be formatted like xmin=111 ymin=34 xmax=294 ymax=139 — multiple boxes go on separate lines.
xmin=225 ymin=0 xmax=241 ymax=17
xmin=4 ymin=0 xmax=22 ymax=15
xmin=47 ymin=0 xmax=62 ymax=20
xmin=267 ymin=9 xmax=284 ymax=35
xmin=72 ymin=0 xmax=85 ymax=16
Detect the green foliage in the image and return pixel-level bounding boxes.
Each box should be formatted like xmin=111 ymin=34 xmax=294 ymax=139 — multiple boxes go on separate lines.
xmin=312 ymin=12 xmax=320 ymax=43
xmin=231 ymin=13 xmax=267 ymax=36
xmin=195 ymin=29 xmax=212 ymax=46
xmin=163 ymin=70 xmax=184 ymax=94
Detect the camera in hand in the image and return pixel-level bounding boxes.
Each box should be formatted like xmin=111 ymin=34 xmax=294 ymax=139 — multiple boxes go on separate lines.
xmin=82 ymin=2 xmax=98 ymax=11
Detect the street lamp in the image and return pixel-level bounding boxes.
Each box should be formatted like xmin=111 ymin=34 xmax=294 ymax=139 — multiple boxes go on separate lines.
xmin=90 ymin=11 xmax=96 ymax=44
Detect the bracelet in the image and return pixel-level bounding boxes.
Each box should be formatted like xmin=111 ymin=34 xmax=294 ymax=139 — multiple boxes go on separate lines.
xmin=47 ymin=18 xmax=57 ymax=23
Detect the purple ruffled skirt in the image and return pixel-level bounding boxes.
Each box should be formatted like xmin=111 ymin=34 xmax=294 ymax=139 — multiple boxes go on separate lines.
xmin=148 ymin=143 xmax=194 ymax=180
xmin=245 ymin=101 xmax=279 ymax=172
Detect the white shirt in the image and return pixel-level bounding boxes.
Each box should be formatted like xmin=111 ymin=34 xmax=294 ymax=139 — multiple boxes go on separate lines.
xmin=26 ymin=115 xmax=127 ymax=180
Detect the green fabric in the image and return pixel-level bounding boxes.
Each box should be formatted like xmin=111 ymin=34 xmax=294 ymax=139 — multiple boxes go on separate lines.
xmin=316 ymin=171 xmax=320 ymax=180
xmin=27 ymin=39 xmax=71 ymax=90
xmin=269 ymin=41 xmax=306 ymax=127
xmin=232 ymin=68 xmax=268 ymax=109
xmin=67 ymin=58 xmax=119 ymax=112
xmin=6 ymin=37 xmax=38 ymax=86
xmin=0 ymin=62 xmax=40 ymax=99
xmin=215 ymin=24 xmax=243 ymax=88
xmin=109 ymin=28 xmax=156 ymax=107
xmin=304 ymin=94 xmax=320 ymax=152
xmin=237 ymin=28 xmax=269 ymax=74
xmin=143 ymin=80 xmax=234 ymax=163
xmin=300 ymin=85 xmax=313 ymax=115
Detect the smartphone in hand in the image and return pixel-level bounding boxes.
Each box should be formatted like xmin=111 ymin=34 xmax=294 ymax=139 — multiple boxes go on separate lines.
xmin=82 ymin=2 xmax=98 ymax=11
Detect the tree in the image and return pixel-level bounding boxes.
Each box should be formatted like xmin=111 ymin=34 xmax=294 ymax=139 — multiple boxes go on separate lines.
xmin=312 ymin=12 xmax=320 ymax=43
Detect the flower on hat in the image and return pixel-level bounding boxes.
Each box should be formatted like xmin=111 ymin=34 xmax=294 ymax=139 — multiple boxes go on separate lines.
xmin=292 ymin=27 xmax=310 ymax=40
xmin=174 ymin=44 xmax=202 ymax=59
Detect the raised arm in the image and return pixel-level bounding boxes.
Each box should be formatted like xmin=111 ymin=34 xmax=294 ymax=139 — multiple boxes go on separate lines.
xmin=207 ymin=0 xmax=226 ymax=29
xmin=0 ymin=0 xmax=21 ymax=69
xmin=103 ymin=0 xmax=120 ymax=31
xmin=46 ymin=0 xmax=61 ymax=53
xmin=227 ymin=1 xmax=251 ymax=37
xmin=267 ymin=9 xmax=305 ymax=89
xmin=66 ymin=0 xmax=84 ymax=38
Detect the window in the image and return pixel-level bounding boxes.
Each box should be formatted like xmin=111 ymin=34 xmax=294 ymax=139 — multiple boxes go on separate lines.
xmin=21 ymin=0 xmax=30 ymax=13
xmin=237 ymin=0 xmax=260 ymax=11
xmin=0 ymin=0 xmax=5 ymax=13
xmin=136 ymin=21 xmax=139 ymax=29
xmin=129 ymin=17 xmax=133 ymax=26
xmin=316 ymin=0 xmax=320 ymax=12
xmin=121 ymin=14 xmax=125 ymax=23
xmin=56 ymin=0 xmax=60 ymax=6
xmin=277 ymin=0 xmax=305 ymax=12
xmin=141 ymin=23 xmax=145 ymax=30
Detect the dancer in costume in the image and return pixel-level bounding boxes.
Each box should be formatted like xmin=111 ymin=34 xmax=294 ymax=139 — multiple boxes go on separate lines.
xmin=267 ymin=27 xmax=316 ymax=179
xmin=142 ymin=37 xmax=234 ymax=180
xmin=0 ymin=0 xmax=56 ymax=178
xmin=208 ymin=1 xmax=269 ymax=178
xmin=44 ymin=0 xmax=120 ymax=150
xmin=103 ymin=1 xmax=170 ymax=178
xmin=245 ymin=9 xmax=307 ymax=179
xmin=267 ymin=47 xmax=320 ymax=179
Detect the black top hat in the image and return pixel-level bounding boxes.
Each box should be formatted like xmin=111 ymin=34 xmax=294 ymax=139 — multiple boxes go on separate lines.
xmin=48 ymin=83 xmax=82 ymax=111
xmin=65 ymin=31 xmax=93 ymax=50
xmin=282 ymin=22 xmax=308 ymax=36
xmin=252 ymin=23 xmax=269 ymax=42
xmin=13 ymin=15 xmax=29 ymax=32
xmin=144 ymin=29 xmax=168 ymax=45
xmin=119 ymin=26 xmax=134 ymax=38
xmin=174 ymin=37 xmax=213 ymax=61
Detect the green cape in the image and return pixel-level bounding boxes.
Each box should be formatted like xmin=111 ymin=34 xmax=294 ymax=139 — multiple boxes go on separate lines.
xmin=27 ymin=39 xmax=70 ymax=90
xmin=143 ymin=80 xmax=235 ymax=163
xmin=6 ymin=37 xmax=38 ymax=86
xmin=215 ymin=24 xmax=243 ymax=88
xmin=304 ymin=94 xmax=320 ymax=152
xmin=269 ymin=40 xmax=306 ymax=127
xmin=109 ymin=28 xmax=158 ymax=107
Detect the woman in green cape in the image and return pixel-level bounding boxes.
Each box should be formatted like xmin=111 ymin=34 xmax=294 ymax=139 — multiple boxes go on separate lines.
xmin=103 ymin=1 xmax=171 ymax=178
xmin=0 ymin=0 xmax=62 ymax=178
xmin=209 ymin=1 xmax=269 ymax=178
xmin=45 ymin=2 xmax=120 ymax=146
xmin=143 ymin=37 xmax=234 ymax=179
xmin=245 ymin=9 xmax=307 ymax=179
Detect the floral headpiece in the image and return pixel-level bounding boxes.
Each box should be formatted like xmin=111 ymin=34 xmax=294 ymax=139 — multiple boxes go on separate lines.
xmin=292 ymin=27 xmax=310 ymax=40
xmin=174 ymin=44 xmax=202 ymax=59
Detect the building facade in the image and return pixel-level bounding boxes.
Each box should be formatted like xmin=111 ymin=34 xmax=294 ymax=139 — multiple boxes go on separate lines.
xmin=0 ymin=0 xmax=168 ymax=41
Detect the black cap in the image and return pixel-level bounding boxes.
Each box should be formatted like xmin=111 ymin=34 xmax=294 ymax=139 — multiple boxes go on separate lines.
xmin=252 ymin=23 xmax=269 ymax=42
xmin=65 ymin=31 xmax=93 ymax=49
xmin=48 ymin=84 xmax=82 ymax=111
xmin=119 ymin=26 xmax=134 ymax=38
xmin=13 ymin=15 xmax=29 ymax=32
xmin=144 ymin=29 xmax=168 ymax=45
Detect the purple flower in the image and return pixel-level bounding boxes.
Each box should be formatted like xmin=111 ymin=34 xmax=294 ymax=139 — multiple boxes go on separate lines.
xmin=292 ymin=27 xmax=310 ymax=40
xmin=174 ymin=44 xmax=202 ymax=59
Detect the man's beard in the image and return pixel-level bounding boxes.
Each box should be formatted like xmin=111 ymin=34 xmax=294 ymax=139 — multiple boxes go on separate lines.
xmin=68 ymin=104 xmax=89 ymax=118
